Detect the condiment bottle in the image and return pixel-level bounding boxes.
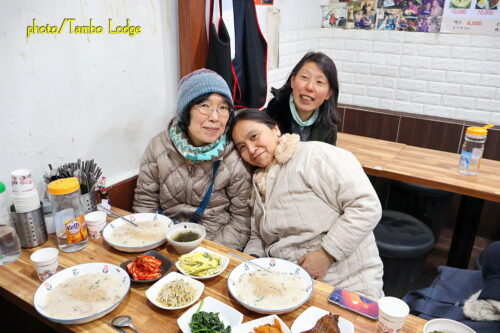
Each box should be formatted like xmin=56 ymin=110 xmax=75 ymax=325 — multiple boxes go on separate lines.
xmin=47 ymin=177 xmax=88 ymax=252
xmin=458 ymin=124 xmax=493 ymax=176
xmin=0 ymin=182 xmax=11 ymax=226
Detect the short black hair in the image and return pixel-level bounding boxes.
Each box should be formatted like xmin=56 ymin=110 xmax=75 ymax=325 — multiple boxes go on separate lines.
xmin=229 ymin=108 xmax=277 ymax=141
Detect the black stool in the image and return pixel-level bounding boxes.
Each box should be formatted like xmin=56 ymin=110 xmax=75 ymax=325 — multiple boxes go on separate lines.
xmin=374 ymin=210 xmax=435 ymax=298
xmin=387 ymin=180 xmax=452 ymax=241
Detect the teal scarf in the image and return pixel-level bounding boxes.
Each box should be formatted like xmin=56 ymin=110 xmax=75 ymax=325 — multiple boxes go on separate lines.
xmin=289 ymin=94 xmax=319 ymax=126
xmin=169 ymin=120 xmax=227 ymax=163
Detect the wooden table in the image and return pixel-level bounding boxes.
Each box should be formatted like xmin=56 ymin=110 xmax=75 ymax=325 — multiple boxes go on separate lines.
xmin=0 ymin=223 xmax=426 ymax=332
xmin=337 ymin=133 xmax=500 ymax=268
xmin=336 ymin=133 xmax=407 ymax=176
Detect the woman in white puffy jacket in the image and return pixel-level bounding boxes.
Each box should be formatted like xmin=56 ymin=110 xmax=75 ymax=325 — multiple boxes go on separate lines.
xmin=230 ymin=108 xmax=384 ymax=300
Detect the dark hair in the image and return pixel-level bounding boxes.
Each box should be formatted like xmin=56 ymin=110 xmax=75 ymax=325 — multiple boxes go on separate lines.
xmin=270 ymin=51 xmax=340 ymax=128
xmin=229 ymin=109 xmax=277 ymax=140
xmin=178 ymin=93 xmax=234 ymax=133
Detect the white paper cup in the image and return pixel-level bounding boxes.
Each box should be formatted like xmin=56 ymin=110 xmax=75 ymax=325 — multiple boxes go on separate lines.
xmin=378 ymin=296 xmax=410 ymax=333
xmin=30 ymin=247 xmax=59 ymax=281
xmin=85 ymin=211 xmax=107 ymax=239
xmin=12 ymin=192 xmax=41 ymax=213
xmin=11 ymin=169 xmax=35 ymax=195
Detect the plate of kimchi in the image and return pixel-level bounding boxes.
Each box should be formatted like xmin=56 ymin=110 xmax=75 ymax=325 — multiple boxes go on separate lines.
xmin=120 ymin=250 xmax=173 ymax=284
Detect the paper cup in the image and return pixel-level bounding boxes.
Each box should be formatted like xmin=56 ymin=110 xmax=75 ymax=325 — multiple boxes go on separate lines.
xmin=11 ymin=169 xmax=35 ymax=195
xmin=85 ymin=211 xmax=107 ymax=239
xmin=30 ymin=247 xmax=59 ymax=281
xmin=12 ymin=193 xmax=41 ymax=213
xmin=378 ymin=296 xmax=410 ymax=333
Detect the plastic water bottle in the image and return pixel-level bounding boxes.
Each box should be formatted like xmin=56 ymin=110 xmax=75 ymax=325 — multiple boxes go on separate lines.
xmin=0 ymin=181 xmax=22 ymax=265
xmin=0 ymin=182 xmax=11 ymax=226
xmin=458 ymin=124 xmax=493 ymax=176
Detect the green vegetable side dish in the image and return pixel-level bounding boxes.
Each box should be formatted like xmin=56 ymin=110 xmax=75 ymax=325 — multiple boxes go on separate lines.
xmin=189 ymin=300 xmax=231 ymax=333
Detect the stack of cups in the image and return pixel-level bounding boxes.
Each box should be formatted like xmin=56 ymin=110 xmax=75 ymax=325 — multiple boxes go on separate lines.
xmin=85 ymin=211 xmax=107 ymax=239
xmin=11 ymin=169 xmax=40 ymax=213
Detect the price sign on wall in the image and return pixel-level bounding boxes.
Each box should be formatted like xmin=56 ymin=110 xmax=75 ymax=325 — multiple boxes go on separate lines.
xmin=441 ymin=0 xmax=500 ymax=34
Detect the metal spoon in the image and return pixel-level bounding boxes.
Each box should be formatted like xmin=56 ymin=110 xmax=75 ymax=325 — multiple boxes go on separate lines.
xmin=111 ymin=315 xmax=141 ymax=333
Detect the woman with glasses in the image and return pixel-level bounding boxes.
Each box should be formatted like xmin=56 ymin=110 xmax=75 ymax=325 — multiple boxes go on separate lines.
xmin=133 ymin=69 xmax=252 ymax=251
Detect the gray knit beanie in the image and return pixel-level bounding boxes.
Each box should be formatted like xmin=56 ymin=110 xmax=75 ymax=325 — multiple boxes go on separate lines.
xmin=176 ymin=69 xmax=233 ymax=118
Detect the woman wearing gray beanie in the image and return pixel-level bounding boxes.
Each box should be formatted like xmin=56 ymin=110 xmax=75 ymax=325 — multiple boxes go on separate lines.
xmin=133 ymin=69 xmax=252 ymax=251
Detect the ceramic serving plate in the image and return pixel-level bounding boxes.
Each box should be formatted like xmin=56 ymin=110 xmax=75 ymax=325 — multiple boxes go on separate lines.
xmin=175 ymin=246 xmax=230 ymax=280
xmin=233 ymin=314 xmax=291 ymax=333
xmin=33 ymin=263 xmax=130 ymax=324
xmin=146 ymin=271 xmax=204 ymax=310
xmin=227 ymin=257 xmax=314 ymax=315
xmin=291 ymin=306 xmax=354 ymax=333
xmin=119 ymin=250 xmax=174 ymax=284
xmin=102 ymin=213 xmax=173 ymax=252
xmin=177 ymin=296 xmax=244 ymax=333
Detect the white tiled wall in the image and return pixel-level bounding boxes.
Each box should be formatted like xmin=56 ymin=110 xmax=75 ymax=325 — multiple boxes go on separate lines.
xmin=267 ymin=28 xmax=500 ymax=125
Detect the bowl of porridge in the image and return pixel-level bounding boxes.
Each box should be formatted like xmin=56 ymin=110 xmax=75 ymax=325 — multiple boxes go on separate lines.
xmin=227 ymin=258 xmax=314 ymax=315
xmin=33 ymin=262 xmax=130 ymax=324
xmin=102 ymin=213 xmax=174 ymax=252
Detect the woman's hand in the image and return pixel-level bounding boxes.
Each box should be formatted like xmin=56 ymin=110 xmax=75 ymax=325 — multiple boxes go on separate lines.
xmin=298 ymin=248 xmax=334 ymax=280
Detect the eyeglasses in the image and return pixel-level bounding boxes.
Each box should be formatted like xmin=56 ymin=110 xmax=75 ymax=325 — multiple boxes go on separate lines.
xmin=195 ymin=103 xmax=231 ymax=118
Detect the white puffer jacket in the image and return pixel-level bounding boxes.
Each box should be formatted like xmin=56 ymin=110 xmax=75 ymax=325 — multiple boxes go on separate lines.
xmin=244 ymin=134 xmax=384 ymax=299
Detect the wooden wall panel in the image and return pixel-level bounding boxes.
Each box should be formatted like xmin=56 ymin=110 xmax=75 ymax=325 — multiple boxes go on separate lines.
xmin=342 ymin=108 xmax=400 ymax=142
xmin=397 ymin=117 xmax=463 ymax=153
xmin=178 ymin=0 xmax=207 ymax=77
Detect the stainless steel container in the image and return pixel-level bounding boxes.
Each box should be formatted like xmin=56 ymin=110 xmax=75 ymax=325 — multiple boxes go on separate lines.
xmin=10 ymin=205 xmax=48 ymax=248
xmin=80 ymin=191 xmax=97 ymax=215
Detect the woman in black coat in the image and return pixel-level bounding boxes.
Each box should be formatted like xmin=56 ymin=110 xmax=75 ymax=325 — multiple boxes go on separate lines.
xmin=266 ymin=51 xmax=340 ymax=145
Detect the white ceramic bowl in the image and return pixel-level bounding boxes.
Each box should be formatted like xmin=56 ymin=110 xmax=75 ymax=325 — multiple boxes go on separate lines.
xmin=175 ymin=246 xmax=229 ymax=280
xmin=166 ymin=223 xmax=206 ymax=254
xmin=146 ymin=271 xmax=204 ymax=310
xmin=233 ymin=314 xmax=290 ymax=333
xmin=227 ymin=257 xmax=314 ymax=315
xmin=177 ymin=296 xmax=244 ymax=333
xmin=33 ymin=263 xmax=130 ymax=324
xmin=423 ymin=318 xmax=476 ymax=333
xmin=102 ymin=213 xmax=173 ymax=252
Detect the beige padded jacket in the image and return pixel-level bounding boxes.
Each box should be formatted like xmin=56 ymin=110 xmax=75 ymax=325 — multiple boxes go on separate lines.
xmin=133 ymin=119 xmax=252 ymax=251
xmin=244 ymin=134 xmax=384 ymax=299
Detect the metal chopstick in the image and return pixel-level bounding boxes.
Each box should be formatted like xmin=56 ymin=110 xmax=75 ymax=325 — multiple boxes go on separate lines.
xmin=225 ymin=251 xmax=275 ymax=274
xmin=97 ymin=204 xmax=139 ymax=227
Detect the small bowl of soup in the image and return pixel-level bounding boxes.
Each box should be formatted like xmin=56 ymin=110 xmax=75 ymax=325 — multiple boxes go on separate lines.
xmin=166 ymin=222 xmax=206 ymax=254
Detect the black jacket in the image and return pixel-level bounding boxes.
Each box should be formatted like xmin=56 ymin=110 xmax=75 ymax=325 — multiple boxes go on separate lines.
xmin=265 ymin=94 xmax=337 ymax=145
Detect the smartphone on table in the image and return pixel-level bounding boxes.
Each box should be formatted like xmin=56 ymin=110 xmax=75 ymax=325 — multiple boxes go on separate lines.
xmin=327 ymin=288 xmax=379 ymax=320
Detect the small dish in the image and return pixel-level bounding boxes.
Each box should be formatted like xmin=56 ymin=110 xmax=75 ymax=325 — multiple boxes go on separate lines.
xmin=291 ymin=306 xmax=354 ymax=333
xmin=423 ymin=318 xmax=476 ymax=333
xmin=145 ymin=271 xmax=204 ymax=310
xmin=232 ymin=314 xmax=290 ymax=333
xmin=177 ymin=296 xmax=244 ymax=333
xmin=175 ymin=246 xmax=229 ymax=280
xmin=119 ymin=250 xmax=174 ymax=284
xmin=166 ymin=223 xmax=206 ymax=254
